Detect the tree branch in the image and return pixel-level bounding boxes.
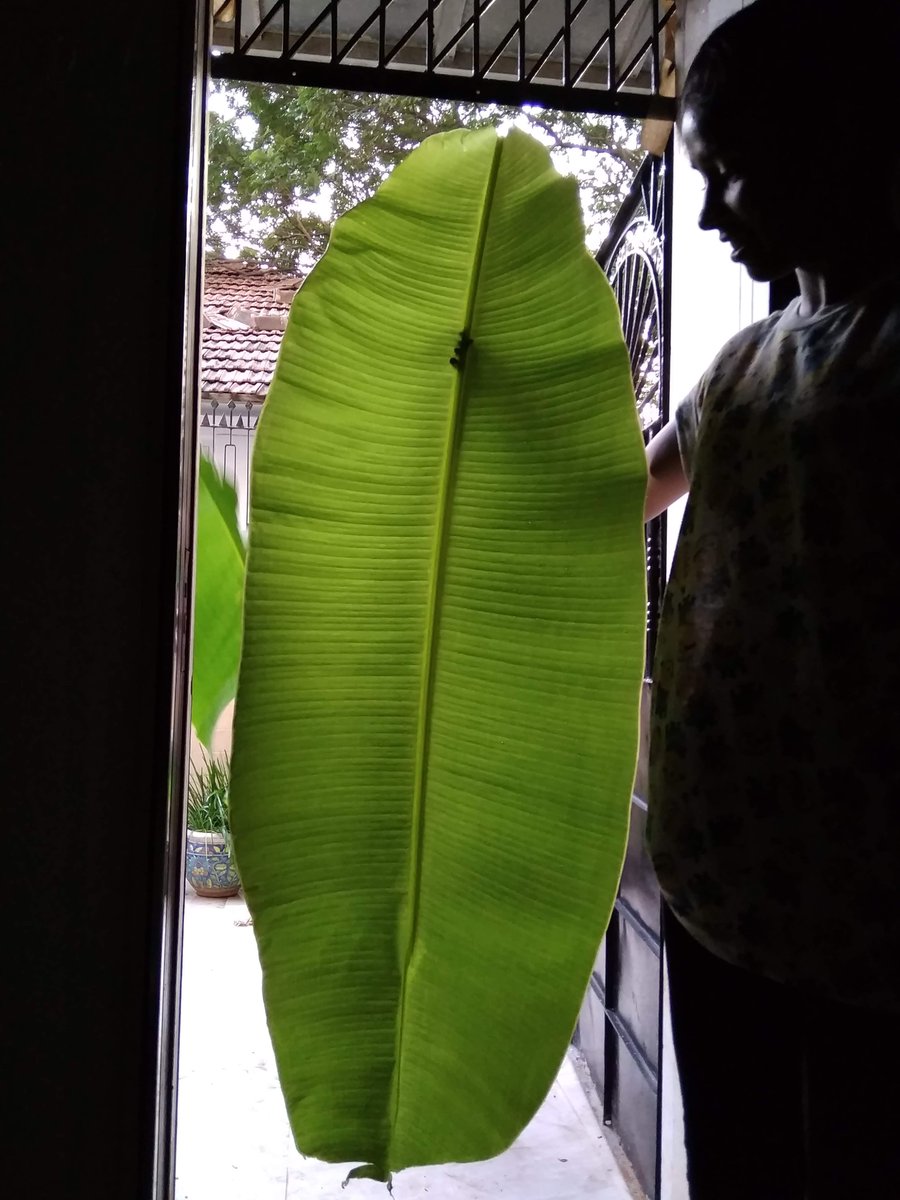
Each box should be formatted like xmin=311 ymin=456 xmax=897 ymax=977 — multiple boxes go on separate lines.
xmin=525 ymin=115 xmax=639 ymax=168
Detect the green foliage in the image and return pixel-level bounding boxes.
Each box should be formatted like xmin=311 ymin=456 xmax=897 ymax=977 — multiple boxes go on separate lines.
xmin=230 ymin=127 xmax=647 ymax=1178
xmin=186 ymin=750 xmax=231 ymax=835
xmin=207 ymin=83 xmax=643 ymax=271
xmin=191 ymin=457 xmax=246 ymax=748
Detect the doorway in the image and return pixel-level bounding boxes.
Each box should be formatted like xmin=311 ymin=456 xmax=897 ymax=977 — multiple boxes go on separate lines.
xmin=170 ymin=4 xmax=676 ymax=1197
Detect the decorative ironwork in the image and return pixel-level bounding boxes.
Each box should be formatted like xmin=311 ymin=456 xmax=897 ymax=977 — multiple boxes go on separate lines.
xmin=200 ymin=398 xmax=261 ymax=529
xmin=581 ymin=156 xmax=670 ymax=1200
xmin=599 ymin=152 xmax=669 ymax=670
xmin=211 ymin=0 xmax=677 ymax=116
xmin=600 ymin=152 xmax=664 ymax=433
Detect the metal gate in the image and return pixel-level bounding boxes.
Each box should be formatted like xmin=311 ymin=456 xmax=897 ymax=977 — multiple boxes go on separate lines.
xmin=574 ymin=151 xmax=670 ymax=1200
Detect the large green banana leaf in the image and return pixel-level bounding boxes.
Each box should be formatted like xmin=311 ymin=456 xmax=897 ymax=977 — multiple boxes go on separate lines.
xmin=191 ymin=456 xmax=245 ymax=748
xmin=230 ymin=126 xmax=647 ymax=1181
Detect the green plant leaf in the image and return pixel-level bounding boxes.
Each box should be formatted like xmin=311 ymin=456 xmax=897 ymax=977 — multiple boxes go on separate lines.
xmin=192 ymin=456 xmax=245 ymax=748
xmin=230 ymin=126 xmax=647 ymax=1178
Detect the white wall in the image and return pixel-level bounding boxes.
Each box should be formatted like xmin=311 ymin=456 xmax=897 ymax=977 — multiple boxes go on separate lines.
xmin=660 ymin=2 xmax=769 ymax=1197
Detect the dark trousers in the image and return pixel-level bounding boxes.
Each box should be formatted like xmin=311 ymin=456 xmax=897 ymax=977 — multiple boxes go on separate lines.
xmin=664 ymin=906 xmax=900 ymax=1199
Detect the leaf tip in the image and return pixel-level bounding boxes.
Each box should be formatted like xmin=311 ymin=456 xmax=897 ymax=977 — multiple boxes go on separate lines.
xmin=343 ymin=1164 xmax=392 ymax=1190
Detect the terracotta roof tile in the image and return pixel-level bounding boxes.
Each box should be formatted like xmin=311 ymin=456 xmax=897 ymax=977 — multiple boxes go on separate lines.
xmin=201 ymin=326 xmax=283 ymax=398
xmin=203 ymin=257 xmax=303 ymax=318
xmin=201 ymin=259 xmax=304 ymax=398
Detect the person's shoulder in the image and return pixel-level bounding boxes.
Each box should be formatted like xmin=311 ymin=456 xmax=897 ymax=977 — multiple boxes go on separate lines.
xmin=714 ymin=310 xmax=784 ymax=364
xmin=698 ymin=310 xmax=784 ymax=397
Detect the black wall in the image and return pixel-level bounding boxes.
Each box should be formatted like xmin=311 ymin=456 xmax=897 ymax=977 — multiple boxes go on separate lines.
xmin=7 ymin=3 xmax=202 ymax=1195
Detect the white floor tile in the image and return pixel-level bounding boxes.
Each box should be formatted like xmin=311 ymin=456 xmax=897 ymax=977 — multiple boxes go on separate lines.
xmin=176 ymin=888 xmax=633 ymax=1200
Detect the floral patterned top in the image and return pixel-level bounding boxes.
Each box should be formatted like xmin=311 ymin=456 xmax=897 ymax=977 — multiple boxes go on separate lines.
xmin=647 ymin=276 xmax=900 ymax=1011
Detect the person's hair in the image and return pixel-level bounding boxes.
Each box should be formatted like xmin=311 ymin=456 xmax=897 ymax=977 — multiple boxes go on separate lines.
xmin=680 ymin=0 xmax=898 ymax=160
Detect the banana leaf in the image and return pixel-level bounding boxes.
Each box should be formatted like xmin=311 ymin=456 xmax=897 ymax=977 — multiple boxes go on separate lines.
xmin=191 ymin=456 xmax=245 ymax=748
xmin=230 ymin=126 xmax=647 ymax=1181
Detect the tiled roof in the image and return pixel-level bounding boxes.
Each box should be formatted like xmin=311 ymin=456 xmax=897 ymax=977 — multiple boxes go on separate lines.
xmin=204 ymin=257 xmax=303 ymax=322
xmin=201 ymin=258 xmax=304 ymax=398
xmin=201 ymin=326 xmax=284 ymax=398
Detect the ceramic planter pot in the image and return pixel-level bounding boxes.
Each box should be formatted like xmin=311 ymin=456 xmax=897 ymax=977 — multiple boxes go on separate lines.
xmin=186 ymin=829 xmax=240 ymax=898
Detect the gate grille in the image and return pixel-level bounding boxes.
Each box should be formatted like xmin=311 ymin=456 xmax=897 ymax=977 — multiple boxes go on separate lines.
xmin=599 ymin=152 xmax=668 ymax=669
xmin=211 ymin=0 xmax=677 ymax=114
xmin=575 ymin=149 xmax=670 ymax=1200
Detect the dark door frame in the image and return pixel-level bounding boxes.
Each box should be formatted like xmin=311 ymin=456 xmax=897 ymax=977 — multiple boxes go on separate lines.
xmin=8 ymin=2 xmax=209 ymax=1198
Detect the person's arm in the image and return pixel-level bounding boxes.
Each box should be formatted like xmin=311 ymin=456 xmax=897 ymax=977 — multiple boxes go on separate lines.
xmin=644 ymin=419 xmax=689 ymax=521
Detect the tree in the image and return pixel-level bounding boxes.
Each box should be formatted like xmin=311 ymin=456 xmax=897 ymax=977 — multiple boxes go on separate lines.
xmin=207 ymin=83 xmax=643 ymax=272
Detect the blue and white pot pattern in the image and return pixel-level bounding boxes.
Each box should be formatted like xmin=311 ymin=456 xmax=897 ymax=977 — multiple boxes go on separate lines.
xmin=186 ymin=830 xmax=240 ymax=897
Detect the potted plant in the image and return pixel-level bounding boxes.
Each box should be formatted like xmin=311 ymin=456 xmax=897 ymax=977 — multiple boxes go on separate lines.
xmin=185 ymin=751 xmax=240 ymax=898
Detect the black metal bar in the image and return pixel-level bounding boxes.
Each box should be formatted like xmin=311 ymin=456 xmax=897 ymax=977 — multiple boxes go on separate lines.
xmin=285 ymin=0 xmax=338 ymax=61
xmin=246 ymin=402 xmax=258 ymax=528
xmin=232 ymin=0 xmax=242 ymax=55
xmin=592 ymin=972 xmax=607 ymax=1005
xmin=211 ymin=52 xmax=678 ymax=117
xmin=477 ymin=0 xmax=544 ymax=81
xmin=513 ymin=0 xmax=591 ymax=91
xmin=386 ymin=8 xmax=431 ymax=65
xmin=641 ymin=155 xmax=658 ymax=229
xmin=526 ymin=32 xmax=564 ymax=85
xmin=574 ymin=0 xmax=642 ymax=90
xmin=635 ymin=160 xmax=669 ymax=670
xmin=620 ymin=251 xmax=639 ymax=348
xmin=634 ymin=299 xmax=658 ymax=411
xmin=335 ymin=7 xmax=383 ymax=65
xmin=473 ymin=0 xmax=481 ymax=77
xmin=633 ymin=330 xmax=660 ymax=413
xmin=608 ymin=0 xmax=616 ymax=91
xmin=633 ymin=265 xmax=656 ymax=369
xmin=653 ymin=144 xmax=673 ymax=665
xmin=563 ymin=0 xmax=571 ymax=89
xmin=631 ymin=252 xmax=655 ymax=359
xmin=240 ymin=0 xmax=288 ymax=56
xmin=331 ymin=0 xmax=339 ymax=61
xmin=633 ymin=302 xmax=659 ymax=418
xmin=650 ymin=0 xmax=660 ymax=92
xmin=654 ymin=895 xmax=667 ymax=1200
xmin=598 ymin=155 xmax=652 ymax=267
xmin=433 ymin=0 xmax=498 ymax=69
xmin=480 ymin=23 xmax=520 ymax=80
xmin=643 ymin=0 xmax=677 ymax=88
xmin=602 ymin=913 xmax=620 ymax=1119
xmin=427 ymin=0 xmax=436 ymax=72
xmin=604 ymin=1006 xmax=660 ymax=1093
xmin=617 ymin=38 xmax=651 ymax=91
xmin=378 ymin=0 xmax=387 ymax=65
xmin=519 ymin=0 xmax=526 ymax=79
xmin=614 ymin=895 xmax=661 ymax=956
xmin=283 ymin=0 xmax=291 ymax=58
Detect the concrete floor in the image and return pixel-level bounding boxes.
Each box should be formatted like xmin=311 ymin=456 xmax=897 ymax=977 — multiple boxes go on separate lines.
xmin=175 ymin=886 xmax=638 ymax=1200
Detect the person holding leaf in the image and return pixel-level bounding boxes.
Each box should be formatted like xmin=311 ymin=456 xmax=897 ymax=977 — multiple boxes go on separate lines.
xmin=643 ymin=1 xmax=900 ymax=1195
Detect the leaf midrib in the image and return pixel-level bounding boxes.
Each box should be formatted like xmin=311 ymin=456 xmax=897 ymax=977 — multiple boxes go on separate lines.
xmin=387 ymin=132 xmax=505 ymax=1160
